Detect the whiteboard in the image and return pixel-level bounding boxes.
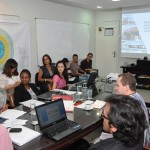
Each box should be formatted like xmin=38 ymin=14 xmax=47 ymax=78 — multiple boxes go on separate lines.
xmin=36 ymin=19 xmax=89 ymax=65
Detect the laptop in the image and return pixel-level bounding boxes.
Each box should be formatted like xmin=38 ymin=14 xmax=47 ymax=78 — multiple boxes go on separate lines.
xmin=37 ymin=91 xmax=63 ymax=101
xmin=70 ymin=71 xmax=98 ymax=97
xmin=35 ymin=99 xmax=82 ymax=141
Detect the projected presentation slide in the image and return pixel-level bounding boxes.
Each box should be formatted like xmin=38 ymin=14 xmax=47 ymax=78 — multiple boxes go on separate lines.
xmin=121 ymin=11 xmax=150 ymax=58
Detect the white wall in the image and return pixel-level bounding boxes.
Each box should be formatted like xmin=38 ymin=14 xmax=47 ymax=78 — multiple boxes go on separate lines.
xmin=0 ymin=0 xmax=96 ymax=81
xmin=96 ymin=10 xmax=138 ymax=75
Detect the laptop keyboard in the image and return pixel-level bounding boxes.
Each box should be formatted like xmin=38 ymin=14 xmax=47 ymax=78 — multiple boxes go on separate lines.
xmin=46 ymin=120 xmax=77 ymax=137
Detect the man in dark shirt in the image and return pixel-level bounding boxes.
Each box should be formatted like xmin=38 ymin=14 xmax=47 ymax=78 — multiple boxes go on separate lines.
xmin=80 ymin=53 xmax=93 ymax=73
xmin=68 ymin=95 xmax=147 ymax=150
xmin=88 ymin=95 xmax=147 ymax=150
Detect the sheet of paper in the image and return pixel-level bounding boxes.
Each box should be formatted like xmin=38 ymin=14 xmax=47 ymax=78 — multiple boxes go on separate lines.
xmin=69 ymin=77 xmax=76 ymax=81
xmin=74 ymin=100 xmax=106 ymax=110
xmin=0 ymin=109 xmax=26 ymax=119
xmin=20 ymin=99 xmax=45 ymax=108
xmin=9 ymin=125 xmax=41 ymax=146
xmin=75 ymin=100 xmax=94 ymax=109
xmin=3 ymin=119 xmax=28 ymax=128
xmin=93 ymin=100 xmax=106 ymax=109
xmin=63 ymin=100 xmax=74 ymax=112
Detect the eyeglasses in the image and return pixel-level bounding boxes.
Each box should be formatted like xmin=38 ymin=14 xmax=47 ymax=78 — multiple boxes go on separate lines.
xmin=100 ymin=113 xmax=109 ymax=120
xmin=100 ymin=108 xmax=109 ymax=120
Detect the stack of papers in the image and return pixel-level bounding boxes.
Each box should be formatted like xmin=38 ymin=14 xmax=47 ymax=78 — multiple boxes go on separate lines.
xmin=20 ymin=99 xmax=45 ymax=108
xmin=9 ymin=126 xmax=41 ymax=146
xmin=0 ymin=109 xmax=26 ymax=119
xmin=3 ymin=119 xmax=28 ymax=128
xmin=75 ymin=100 xmax=106 ymax=110
xmin=92 ymin=100 xmax=106 ymax=109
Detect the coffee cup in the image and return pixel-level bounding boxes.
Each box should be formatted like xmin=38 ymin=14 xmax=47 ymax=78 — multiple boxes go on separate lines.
xmin=84 ymin=104 xmax=91 ymax=110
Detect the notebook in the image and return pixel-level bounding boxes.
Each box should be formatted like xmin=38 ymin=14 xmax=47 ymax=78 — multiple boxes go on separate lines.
xmin=35 ymin=99 xmax=82 ymax=141
xmin=37 ymin=91 xmax=63 ymax=101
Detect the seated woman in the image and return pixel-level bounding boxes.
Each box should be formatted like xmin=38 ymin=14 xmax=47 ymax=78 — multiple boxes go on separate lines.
xmin=0 ymin=59 xmax=20 ymax=107
xmin=38 ymin=54 xmax=56 ymax=93
xmin=52 ymin=60 xmax=68 ymax=90
xmin=14 ymin=69 xmax=41 ymax=107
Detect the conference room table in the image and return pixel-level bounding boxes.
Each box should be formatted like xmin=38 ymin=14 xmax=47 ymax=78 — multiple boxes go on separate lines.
xmin=12 ymin=91 xmax=111 ymax=150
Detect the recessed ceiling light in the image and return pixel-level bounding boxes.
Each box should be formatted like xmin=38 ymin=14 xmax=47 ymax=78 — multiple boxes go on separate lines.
xmin=112 ymin=0 xmax=120 ymax=1
xmin=97 ymin=6 xmax=102 ymax=9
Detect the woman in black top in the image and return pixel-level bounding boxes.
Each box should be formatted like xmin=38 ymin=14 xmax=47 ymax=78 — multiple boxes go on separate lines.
xmin=14 ymin=69 xmax=41 ymax=107
xmin=38 ymin=54 xmax=56 ymax=93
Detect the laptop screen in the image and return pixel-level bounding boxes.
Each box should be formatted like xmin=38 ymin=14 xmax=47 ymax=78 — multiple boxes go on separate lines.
xmin=35 ymin=99 xmax=67 ymax=129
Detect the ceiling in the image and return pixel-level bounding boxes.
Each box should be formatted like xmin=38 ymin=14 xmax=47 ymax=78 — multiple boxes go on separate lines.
xmin=45 ymin=0 xmax=150 ymax=10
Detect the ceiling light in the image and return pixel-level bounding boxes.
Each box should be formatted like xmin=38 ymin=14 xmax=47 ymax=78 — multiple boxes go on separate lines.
xmin=112 ymin=0 xmax=120 ymax=1
xmin=97 ymin=6 xmax=102 ymax=9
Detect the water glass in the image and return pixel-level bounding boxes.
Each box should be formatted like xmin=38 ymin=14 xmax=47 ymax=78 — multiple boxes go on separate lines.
xmin=87 ymin=88 xmax=93 ymax=100
xmin=74 ymin=92 xmax=82 ymax=103
xmin=77 ymin=84 xmax=82 ymax=93
xmin=30 ymin=101 xmax=36 ymax=115
xmin=82 ymin=82 xmax=87 ymax=88
xmin=30 ymin=114 xmax=38 ymax=126
xmin=82 ymin=87 xmax=87 ymax=100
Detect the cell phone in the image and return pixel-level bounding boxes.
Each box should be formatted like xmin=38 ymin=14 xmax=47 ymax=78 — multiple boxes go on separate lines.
xmin=9 ymin=128 xmax=22 ymax=133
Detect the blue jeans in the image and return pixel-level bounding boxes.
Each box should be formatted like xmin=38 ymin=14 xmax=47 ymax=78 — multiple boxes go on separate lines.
xmin=79 ymin=74 xmax=90 ymax=82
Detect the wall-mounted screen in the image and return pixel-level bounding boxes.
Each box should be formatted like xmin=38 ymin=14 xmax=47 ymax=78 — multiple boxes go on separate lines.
xmin=121 ymin=7 xmax=150 ymax=58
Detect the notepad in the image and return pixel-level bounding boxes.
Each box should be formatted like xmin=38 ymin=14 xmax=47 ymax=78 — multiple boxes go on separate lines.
xmin=9 ymin=126 xmax=41 ymax=146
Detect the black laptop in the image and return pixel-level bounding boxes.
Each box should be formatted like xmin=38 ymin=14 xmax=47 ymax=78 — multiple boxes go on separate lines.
xmin=35 ymin=99 xmax=82 ymax=141
xmin=37 ymin=91 xmax=63 ymax=101
xmin=69 ymin=71 xmax=98 ymax=97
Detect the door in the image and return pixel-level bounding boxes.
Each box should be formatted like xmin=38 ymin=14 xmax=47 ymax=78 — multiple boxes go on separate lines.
xmin=96 ymin=21 xmax=119 ymax=78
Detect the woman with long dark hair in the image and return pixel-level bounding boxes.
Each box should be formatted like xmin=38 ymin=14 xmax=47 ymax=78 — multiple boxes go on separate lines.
xmin=52 ymin=60 xmax=68 ymax=90
xmin=38 ymin=54 xmax=56 ymax=93
xmin=0 ymin=58 xmax=20 ymax=93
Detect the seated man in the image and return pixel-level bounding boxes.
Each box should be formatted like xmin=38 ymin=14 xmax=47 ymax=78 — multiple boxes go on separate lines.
xmin=80 ymin=53 xmax=93 ymax=73
xmin=88 ymin=95 xmax=147 ymax=150
xmin=115 ymin=73 xmax=150 ymax=146
xmin=70 ymin=54 xmax=89 ymax=82
xmin=69 ymin=95 xmax=147 ymax=150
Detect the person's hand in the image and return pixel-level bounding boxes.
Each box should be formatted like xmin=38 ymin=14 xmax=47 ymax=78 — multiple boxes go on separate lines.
xmin=47 ymin=78 xmax=52 ymax=83
xmin=16 ymin=81 xmax=20 ymax=86
xmin=0 ymin=104 xmax=8 ymax=113
xmin=13 ymin=81 xmax=20 ymax=88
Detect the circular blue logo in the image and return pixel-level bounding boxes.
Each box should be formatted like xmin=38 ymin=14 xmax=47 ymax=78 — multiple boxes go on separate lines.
xmin=0 ymin=28 xmax=14 ymax=69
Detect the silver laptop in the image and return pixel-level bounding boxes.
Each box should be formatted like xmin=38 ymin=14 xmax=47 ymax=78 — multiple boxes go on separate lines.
xmin=35 ymin=99 xmax=82 ymax=141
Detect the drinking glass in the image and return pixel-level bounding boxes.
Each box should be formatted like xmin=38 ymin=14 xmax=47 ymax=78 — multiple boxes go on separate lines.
xmin=77 ymin=84 xmax=82 ymax=93
xmin=30 ymin=101 xmax=36 ymax=115
xmin=87 ymin=88 xmax=93 ymax=100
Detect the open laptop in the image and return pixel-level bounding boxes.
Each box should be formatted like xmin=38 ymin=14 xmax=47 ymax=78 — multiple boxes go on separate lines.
xmin=70 ymin=71 xmax=98 ymax=96
xmin=37 ymin=91 xmax=63 ymax=101
xmin=35 ymin=99 xmax=82 ymax=141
